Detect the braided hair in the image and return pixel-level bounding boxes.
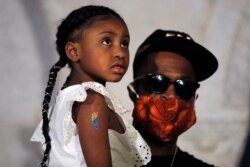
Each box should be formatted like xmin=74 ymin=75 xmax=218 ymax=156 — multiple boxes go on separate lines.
xmin=40 ymin=5 xmax=125 ymax=167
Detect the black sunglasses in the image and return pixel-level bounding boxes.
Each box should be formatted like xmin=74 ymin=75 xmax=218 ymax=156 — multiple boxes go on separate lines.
xmin=134 ymin=73 xmax=200 ymax=100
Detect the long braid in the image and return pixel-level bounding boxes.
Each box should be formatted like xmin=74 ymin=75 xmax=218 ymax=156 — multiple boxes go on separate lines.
xmin=41 ymin=59 xmax=67 ymax=167
xmin=40 ymin=5 xmax=126 ymax=167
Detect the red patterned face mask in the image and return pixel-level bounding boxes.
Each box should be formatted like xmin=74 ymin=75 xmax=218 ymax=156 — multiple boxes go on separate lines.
xmin=133 ymin=95 xmax=196 ymax=142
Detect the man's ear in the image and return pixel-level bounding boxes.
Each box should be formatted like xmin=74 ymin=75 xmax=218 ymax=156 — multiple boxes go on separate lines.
xmin=127 ymin=83 xmax=139 ymax=103
xmin=65 ymin=42 xmax=80 ymax=62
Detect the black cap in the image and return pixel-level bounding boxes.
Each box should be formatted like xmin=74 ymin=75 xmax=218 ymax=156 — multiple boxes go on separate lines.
xmin=133 ymin=29 xmax=218 ymax=81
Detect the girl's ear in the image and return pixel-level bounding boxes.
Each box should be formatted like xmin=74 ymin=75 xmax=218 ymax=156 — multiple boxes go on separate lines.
xmin=65 ymin=42 xmax=80 ymax=62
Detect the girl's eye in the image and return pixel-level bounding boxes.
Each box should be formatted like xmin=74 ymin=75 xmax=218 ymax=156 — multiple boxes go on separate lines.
xmin=102 ymin=39 xmax=112 ymax=45
xmin=121 ymin=41 xmax=129 ymax=48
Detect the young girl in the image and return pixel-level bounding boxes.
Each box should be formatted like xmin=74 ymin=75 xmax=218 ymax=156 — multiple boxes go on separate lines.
xmin=31 ymin=5 xmax=151 ymax=167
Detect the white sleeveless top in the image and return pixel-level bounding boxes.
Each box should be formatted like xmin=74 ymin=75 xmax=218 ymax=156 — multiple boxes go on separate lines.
xmin=31 ymin=82 xmax=151 ymax=167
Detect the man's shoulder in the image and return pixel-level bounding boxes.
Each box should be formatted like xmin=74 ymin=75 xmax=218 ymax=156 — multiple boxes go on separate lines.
xmin=176 ymin=148 xmax=215 ymax=167
xmin=145 ymin=148 xmax=216 ymax=167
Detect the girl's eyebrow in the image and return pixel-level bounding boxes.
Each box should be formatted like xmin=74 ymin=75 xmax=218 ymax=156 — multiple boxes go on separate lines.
xmin=99 ymin=30 xmax=116 ymax=35
xmin=99 ymin=31 xmax=130 ymax=39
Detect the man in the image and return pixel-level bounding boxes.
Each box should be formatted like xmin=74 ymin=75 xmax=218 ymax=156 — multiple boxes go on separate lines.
xmin=128 ymin=29 xmax=218 ymax=167
xmin=239 ymin=133 xmax=250 ymax=167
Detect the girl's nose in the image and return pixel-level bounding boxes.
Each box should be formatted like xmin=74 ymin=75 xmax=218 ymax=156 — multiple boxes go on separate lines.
xmin=114 ymin=46 xmax=127 ymax=60
xmin=114 ymin=52 xmax=125 ymax=60
xmin=115 ymin=54 xmax=125 ymax=60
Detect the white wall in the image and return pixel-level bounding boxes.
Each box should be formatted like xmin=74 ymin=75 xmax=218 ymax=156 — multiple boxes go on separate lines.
xmin=0 ymin=0 xmax=249 ymax=166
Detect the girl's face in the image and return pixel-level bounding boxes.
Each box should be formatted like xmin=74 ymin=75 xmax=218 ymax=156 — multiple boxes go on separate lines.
xmin=69 ymin=17 xmax=130 ymax=85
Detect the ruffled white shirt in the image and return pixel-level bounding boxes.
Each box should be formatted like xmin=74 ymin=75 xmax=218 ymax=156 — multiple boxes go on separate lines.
xmin=31 ymin=82 xmax=151 ymax=167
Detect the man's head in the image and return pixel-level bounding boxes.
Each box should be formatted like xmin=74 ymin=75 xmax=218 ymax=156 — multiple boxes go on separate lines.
xmin=133 ymin=29 xmax=218 ymax=82
xmin=128 ymin=29 xmax=218 ymax=143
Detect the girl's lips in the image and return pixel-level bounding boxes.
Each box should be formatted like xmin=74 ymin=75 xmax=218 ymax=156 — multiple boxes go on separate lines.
xmin=112 ymin=65 xmax=126 ymax=74
xmin=111 ymin=62 xmax=127 ymax=74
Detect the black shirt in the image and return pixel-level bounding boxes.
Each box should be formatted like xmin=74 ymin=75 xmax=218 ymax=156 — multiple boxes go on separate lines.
xmin=143 ymin=148 xmax=215 ymax=167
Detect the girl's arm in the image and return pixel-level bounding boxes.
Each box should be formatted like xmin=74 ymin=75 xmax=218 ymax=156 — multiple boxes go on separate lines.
xmin=74 ymin=91 xmax=112 ymax=167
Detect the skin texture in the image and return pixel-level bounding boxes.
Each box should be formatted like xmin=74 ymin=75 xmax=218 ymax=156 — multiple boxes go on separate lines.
xmin=133 ymin=51 xmax=196 ymax=156
xmin=65 ymin=17 xmax=129 ymax=167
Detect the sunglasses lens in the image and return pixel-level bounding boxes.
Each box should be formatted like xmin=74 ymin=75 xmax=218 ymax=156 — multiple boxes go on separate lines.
xmin=146 ymin=75 xmax=170 ymax=93
xmin=175 ymin=80 xmax=199 ymax=100
xmin=135 ymin=74 xmax=199 ymax=100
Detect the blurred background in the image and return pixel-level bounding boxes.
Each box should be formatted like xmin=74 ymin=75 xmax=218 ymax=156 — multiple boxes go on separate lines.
xmin=0 ymin=0 xmax=249 ymax=166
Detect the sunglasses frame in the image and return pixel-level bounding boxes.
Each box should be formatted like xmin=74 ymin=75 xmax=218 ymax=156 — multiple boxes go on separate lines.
xmin=133 ymin=73 xmax=200 ymax=100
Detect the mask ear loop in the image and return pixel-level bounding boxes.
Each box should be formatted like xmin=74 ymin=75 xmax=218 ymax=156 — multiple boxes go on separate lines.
xmin=195 ymin=82 xmax=200 ymax=101
xmin=127 ymin=83 xmax=139 ymax=102
xmin=195 ymin=93 xmax=199 ymax=100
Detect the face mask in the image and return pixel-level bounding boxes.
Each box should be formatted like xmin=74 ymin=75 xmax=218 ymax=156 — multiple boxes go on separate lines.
xmin=133 ymin=95 xmax=196 ymax=142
